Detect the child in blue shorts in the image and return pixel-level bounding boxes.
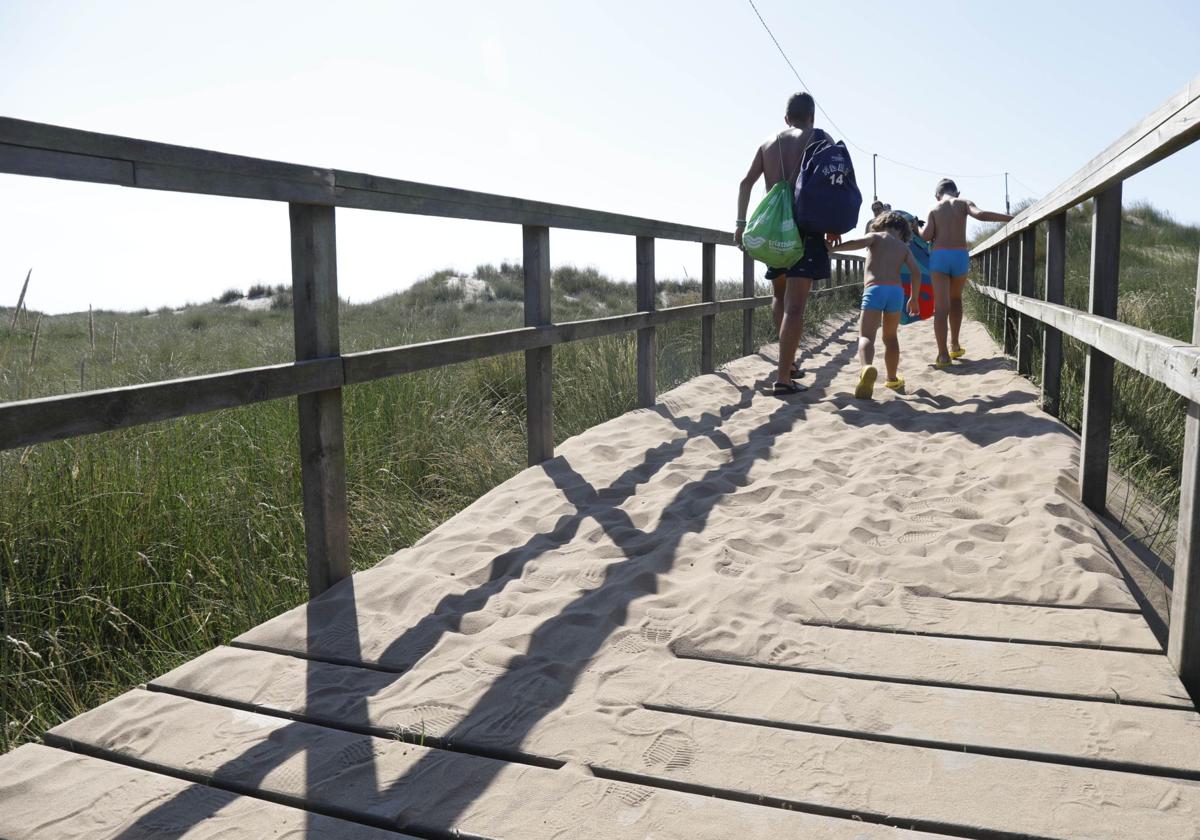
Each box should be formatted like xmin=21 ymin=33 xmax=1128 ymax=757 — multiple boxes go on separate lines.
xmin=830 ymin=212 xmax=922 ymax=398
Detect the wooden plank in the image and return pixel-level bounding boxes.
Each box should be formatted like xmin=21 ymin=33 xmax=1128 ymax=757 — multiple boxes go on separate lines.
xmin=0 ymin=743 xmax=411 ymax=840
xmin=974 ymin=74 xmax=1200 ymax=253
xmin=0 ymin=357 xmax=342 ymax=451
xmin=523 ymin=225 xmax=553 ymax=465
xmin=1017 ymin=226 xmax=1037 ymax=375
xmin=701 ymin=242 xmax=716 ymax=374
xmin=1080 ymin=183 xmax=1123 ymax=512
xmin=0 ymin=142 xmax=134 ymax=185
xmin=155 ymin=645 xmax=1200 ymax=780
xmin=290 ymin=203 xmax=349 ymax=597
xmin=1169 ymin=247 xmax=1200 ymax=702
xmin=674 ymin=622 xmax=1189 ymax=707
xmin=1003 ymin=239 xmax=1019 ymax=356
xmin=340 ymin=298 xmax=771 ymax=386
xmin=0 ymin=118 xmax=732 ymax=244
xmin=48 ymin=689 xmax=933 ymax=840
xmin=742 ymin=250 xmax=755 ymax=355
xmin=972 ymin=283 xmax=1200 ymax=404
xmin=109 ymin=667 xmax=1200 ymax=839
xmin=1043 ymin=213 xmax=1067 ymax=417
xmin=636 ymin=236 xmax=656 ymax=408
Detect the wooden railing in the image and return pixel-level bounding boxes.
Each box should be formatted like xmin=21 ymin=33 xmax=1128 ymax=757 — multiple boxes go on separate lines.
xmin=969 ymin=75 xmax=1200 ymax=696
xmin=0 ymin=117 xmax=865 ymax=595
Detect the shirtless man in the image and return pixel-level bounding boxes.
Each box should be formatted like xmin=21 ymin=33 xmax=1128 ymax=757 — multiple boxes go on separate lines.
xmin=735 ymin=92 xmax=834 ymax=395
xmin=921 ymin=178 xmax=1012 ymax=366
xmin=830 ymin=212 xmax=923 ymax=398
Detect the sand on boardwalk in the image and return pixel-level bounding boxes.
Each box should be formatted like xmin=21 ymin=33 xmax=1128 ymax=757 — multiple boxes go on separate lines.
xmin=42 ymin=313 xmax=1200 ymax=838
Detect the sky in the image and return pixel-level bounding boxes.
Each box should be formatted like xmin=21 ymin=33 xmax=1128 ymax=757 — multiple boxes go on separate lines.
xmin=1 ymin=0 xmax=1198 ymax=314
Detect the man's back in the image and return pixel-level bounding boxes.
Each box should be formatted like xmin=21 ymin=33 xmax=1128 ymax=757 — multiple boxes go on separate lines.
xmin=759 ymin=128 xmax=818 ymax=190
xmin=927 ymin=197 xmax=972 ymax=249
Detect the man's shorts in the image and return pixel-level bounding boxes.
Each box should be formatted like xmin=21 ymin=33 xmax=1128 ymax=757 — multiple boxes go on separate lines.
xmin=929 ymin=248 xmax=970 ymax=277
xmin=861 ymin=284 xmax=905 ymax=313
xmin=764 ymin=232 xmax=831 ymax=282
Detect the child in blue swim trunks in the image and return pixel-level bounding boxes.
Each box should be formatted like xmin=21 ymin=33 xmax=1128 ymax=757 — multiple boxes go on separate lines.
xmin=921 ymin=179 xmax=1013 ymax=366
xmin=830 ymin=212 xmax=922 ymax=399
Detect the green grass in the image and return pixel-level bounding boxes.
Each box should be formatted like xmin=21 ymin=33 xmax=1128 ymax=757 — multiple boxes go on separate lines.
xmin=0 ymin=261 xmax=857 ymax=752
xmin=966 ymin=200 xmax=1200 ymax=558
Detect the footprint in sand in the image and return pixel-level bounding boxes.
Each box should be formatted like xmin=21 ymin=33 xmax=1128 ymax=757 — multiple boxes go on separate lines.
xmin=641 ymin=729 xmax=698 ymax=772
xmin=609 ymin=630 xmax=650 ymax=655
xmin=714 ymin=552 xmax=747 ymax=578
xmin=135 ymin=786 xmax=231 ymax=830
xmin=384 ymin=702 xmax=464 ymax=739
xmin=662 ymin=669 xmax=742 ymax=711
xmin=897 ymin=530 xmax=942 ymax=545
xmin=466 ymin=646 xmax=518 ymax=678
xmin=574 ymin=562 xmax=608 ymax=589
xmin=946 ymin=555 xmax=983 ymax=576
xmin=604 ymin=782 xmax=656 ymax=809
xmin=640 ymin=608 xmax=691 ymax=646
xmin=521 ymin=561 xmax=562 ymax=590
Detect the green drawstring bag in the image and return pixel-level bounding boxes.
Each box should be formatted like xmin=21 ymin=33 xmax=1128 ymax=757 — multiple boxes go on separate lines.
xmin=741 ymin=140 xmax=805 ymax=268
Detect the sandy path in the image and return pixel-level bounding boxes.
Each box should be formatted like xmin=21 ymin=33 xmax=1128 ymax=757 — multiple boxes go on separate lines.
xmin=19 ymin=313 xmax=1200 ymax=838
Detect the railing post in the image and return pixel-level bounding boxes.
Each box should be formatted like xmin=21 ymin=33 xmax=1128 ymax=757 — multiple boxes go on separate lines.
xmin=1169 ymin=247 xmax=1200 ymax=701
xmin=1079 ymin=182 xmax=1123 ymax=512
xmin=1042 ymin=213 xmax=1067 ymax=417
xmin=1017 ymin=226 xmax=1037 ymax=375
xmin=289 ymin=203 xmax=349 ymax=597
xmin=636 ymin=236 xmax=656 ymax=407
xmin=1004 ymin=239 xmax=1019 ymax=356
xmin=523 ymin=225 xmax=553 ymax=465
xmin=701 ymin=242 xmax=716 ymax=374
xmin=742 ymin=250 xmax=754 ymax=356
xmin=836 ymin=257 xmax=844 ymax=287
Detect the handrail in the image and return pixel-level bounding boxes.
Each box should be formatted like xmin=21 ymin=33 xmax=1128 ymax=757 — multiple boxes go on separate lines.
xmin=966 ymin=74 xmax=1200 ymax=701
xmin=0 ymin=117 xmax=734 ymax=244
xmin=0 ymin=119 xmax=866 ymax=598
xmin=973 ymin=74 xmax=1200 ymax=254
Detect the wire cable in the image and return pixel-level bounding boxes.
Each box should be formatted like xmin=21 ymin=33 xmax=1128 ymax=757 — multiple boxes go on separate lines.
xmin=745 ymin=0 xmax=1033 ymax=187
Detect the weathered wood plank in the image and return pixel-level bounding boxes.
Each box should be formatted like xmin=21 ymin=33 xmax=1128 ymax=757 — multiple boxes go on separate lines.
xmin=974 ymin=74 xmax=1200 ymax=253
xmin=1080 ymin=183 xmax=1123 ymax=512
xmin=674 ymin=622 xmax=1189 ymax=707
xmin=742 ymin=250 xmax=755 ymax=355
xmin=49 ymin=689 xmax=931 ymax=839
xmin=0 ymin=358 xmax=342 ymax=451
xmin=636 ymin=236 xmax=656 ymax=408
xmin=523 ymin=225 xmax=553 ymax=465
xmin=64 ymin=682 xmax=1198 ymax=839
xmin=0 ymin=118 xmax=733 ymax=244
xmin=972 ymin=283 xmax=1200 ymax=404
xmin=0 ymin=142 xmax=134 ymax=185
xmin=701 ymin=242 xmax=716 ymax=374
xmin=341 ymin=297 xmax=772 ymax=386
xmin=290 ymin=203 xmax=349 ymax=597
xmin=1042 ymin=213 xmax=1067 ymax=417
xmin=1170 ymin=247 xmax=1200 ymax=702
xmin=155 ymin=645 xmax=1200 ymax=779
xmin=1017 ymin=226 xmax=1037 ymax=375
xmin=0 ymin=743 xmax=411 ymax=840
xmin=1003 ymin=239 xmax=1018 ymax=356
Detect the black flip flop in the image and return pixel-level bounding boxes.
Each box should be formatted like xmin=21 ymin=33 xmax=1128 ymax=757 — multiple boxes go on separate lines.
xmin=773 ymin=380 xmax=809 ymax=396
xmin=791 ymin=365 xmax=805 ymax=379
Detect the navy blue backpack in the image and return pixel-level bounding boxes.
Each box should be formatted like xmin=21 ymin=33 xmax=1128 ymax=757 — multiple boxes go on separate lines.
xmin=792 ymin=131 xmax=862 ymax=236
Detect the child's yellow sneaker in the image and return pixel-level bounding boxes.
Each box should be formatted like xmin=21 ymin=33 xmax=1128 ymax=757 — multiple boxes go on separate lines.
xmin=884 ymin=377 xmax=905 ymax=394
xmin=949 ymin=348 xmax=966 ymax=359
xmin=855 ymin=365 xmax=878 ymax=399
xmin=933 ymin=357 xmax=952 ymax=369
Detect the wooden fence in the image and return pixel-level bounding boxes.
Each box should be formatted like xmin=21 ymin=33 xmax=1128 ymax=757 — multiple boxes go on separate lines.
xmin=969 ymin=75 xmax=1200 ymax=696
xmin=0 ymin=117 xmax=864 ymax=596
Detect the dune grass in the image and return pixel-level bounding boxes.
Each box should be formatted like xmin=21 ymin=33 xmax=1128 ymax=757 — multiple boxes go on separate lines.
xmin=0 ymin=262 xmax=858 ymax=752
xmin=966 ymin=200 xmax=1200 ymax=560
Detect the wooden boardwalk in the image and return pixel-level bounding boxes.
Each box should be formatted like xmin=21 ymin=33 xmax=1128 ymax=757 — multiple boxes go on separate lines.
xmin=3 ymin=316 xmax=1199 ymax=839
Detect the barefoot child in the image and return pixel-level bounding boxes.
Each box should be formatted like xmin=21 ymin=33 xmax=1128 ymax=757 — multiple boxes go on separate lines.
xmin=830 ymin=211 xmax=922 ymax=398
xmin=921 ymin=179 xmax=1013 ymax=366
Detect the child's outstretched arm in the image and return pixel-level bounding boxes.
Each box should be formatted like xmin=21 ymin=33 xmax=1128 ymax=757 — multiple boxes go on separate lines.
xmin=919 ymin=211 xmax=936 ymax=245
xmin=903 ymin=250 xmax=923 ymax=317
xmin=829 ymin=234 xmax=874 ymax=252
xmin=966 ymin=201 xmax=1013 ymax=223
